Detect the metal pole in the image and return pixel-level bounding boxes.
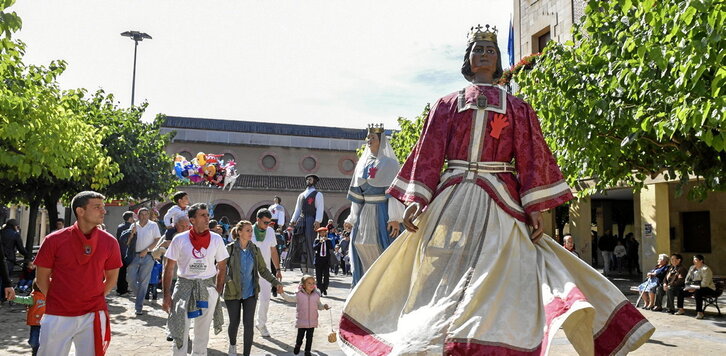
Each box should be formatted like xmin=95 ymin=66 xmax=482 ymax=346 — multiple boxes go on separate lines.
xmin=131 ymin=39 xmax=138 ymax=106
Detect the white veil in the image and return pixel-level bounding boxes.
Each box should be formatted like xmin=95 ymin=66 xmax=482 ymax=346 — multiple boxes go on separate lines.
xmin=350 ymin=132 xmax=400 ymax=189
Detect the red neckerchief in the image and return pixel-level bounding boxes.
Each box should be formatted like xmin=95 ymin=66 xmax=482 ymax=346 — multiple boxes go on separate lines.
xmin=70 ymin=223 xmax=100 ymax=265
xmin=189 ymin=228 xmax=211 ymax=251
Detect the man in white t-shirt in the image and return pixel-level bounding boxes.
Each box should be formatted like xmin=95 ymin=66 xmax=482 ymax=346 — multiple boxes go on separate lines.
xmin=125 ymin=207 xmax=161 ymax=315
xmin=268 ymin=196 xmax=286 ymax=227
xmin=162 ymin=203 xmax=229 ymax=356
xmin=251 ymin=208 xmax=282 ymax=337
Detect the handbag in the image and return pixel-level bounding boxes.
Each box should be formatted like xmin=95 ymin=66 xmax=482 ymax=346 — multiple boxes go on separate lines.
xmin=327 ymin=308 xmax=337 ymax=343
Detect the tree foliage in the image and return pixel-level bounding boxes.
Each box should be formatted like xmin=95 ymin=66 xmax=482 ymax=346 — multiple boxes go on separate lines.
xmin=0 ymin=0 xmax=176 ymax=245
xmin=389 ymin=104 xmax=428 ymax=164
xmin=516 ymin=0 xmax=725 ymax=200
xmin=0 ymin=2 xmax=119 ymax=194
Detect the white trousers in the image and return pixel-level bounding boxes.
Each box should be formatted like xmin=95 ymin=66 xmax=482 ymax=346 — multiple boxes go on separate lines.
xmin=38 ymin=311 xmax=107 ymax=356
xmin=173 ymin=286 xmax=219 ymax=356
xmin=256 ymin=278 xmax=271 ymax=327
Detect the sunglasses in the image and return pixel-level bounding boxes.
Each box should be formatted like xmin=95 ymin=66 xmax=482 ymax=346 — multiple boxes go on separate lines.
xmin=261 ymin=220 xmax=272 ymax=225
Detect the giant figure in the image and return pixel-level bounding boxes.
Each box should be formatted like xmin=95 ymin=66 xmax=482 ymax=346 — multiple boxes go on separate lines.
xmin=288 ymin=174 xmax=324 ymax=274
xmin=344 ymin=124 xmax=404 ymax=286
xmin=339 ymin=25 xmax=654 ymax=355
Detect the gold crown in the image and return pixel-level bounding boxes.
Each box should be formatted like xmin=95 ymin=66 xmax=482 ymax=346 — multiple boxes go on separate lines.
xmin=467 ymin=24 xmax=498 ymax=44
xmin=367 ymin=123 xmax=385 ymax=134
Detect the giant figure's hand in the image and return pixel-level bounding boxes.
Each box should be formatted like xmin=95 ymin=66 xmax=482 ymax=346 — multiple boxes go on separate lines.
xmin=313 ymin=221 xmax=321 ymax=230
xmin=387 ymin=221 xmax=400 ymax=237
xmin=343 ymin=222 xmax=353 ymax=232
xmin=527 ymin=211 xmax=544 ymax=244
xmin=402 ymin=203 xmax=422 ymax=233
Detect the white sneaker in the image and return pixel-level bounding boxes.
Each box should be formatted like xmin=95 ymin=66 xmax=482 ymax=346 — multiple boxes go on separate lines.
xmin=256 ymin=324 xmax=271 ymax=337
xmin=228 ymin=344 xmax=237 ymax=356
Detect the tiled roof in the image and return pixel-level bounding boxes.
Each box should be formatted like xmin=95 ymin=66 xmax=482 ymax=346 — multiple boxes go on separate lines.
xmin=164 ymin=116 xmax=387 ymax=140
xmin=187 ymin=174 xmax=352 ymax=193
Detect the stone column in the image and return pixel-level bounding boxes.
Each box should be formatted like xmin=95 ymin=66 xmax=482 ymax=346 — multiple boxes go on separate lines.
xmin=569 ymin=197 xmax=592 ymax=265
xmin=638 ymin=183 xmax=671 ymax=277
xmin=39 ymin=209 xmax=48 ymax=245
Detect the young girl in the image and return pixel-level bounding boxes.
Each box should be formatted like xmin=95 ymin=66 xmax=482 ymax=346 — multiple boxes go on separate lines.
xmin=280 ymin=275 xmax=330 ymax=356
xmin=12 ymin=282 xmax=46 ymax=355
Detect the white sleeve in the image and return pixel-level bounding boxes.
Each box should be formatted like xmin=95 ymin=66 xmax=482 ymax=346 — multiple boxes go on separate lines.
xmin=291 ymin=194 xmax=303 ymax=223
xmin=315 ymin=192 xmax=324 ymax=223
xmin=280 ymin=291 xmax=297 ymax=303
xmin=165 ymin=236 xmax=180 ymax=261
xmin=345 ymin=202 xmax=362 ymax=225
xmin=163 ymin=206 xmax=177 ymax=227
xmin=214 ymin=237 xmax=230 ymax=261
xmin=278 ymin=206 xmax=286 ymax=226
xmin=387 ymin=197 xmax=405 ymax=222
xmin=151 ymin=222 xmax=162 ymax=239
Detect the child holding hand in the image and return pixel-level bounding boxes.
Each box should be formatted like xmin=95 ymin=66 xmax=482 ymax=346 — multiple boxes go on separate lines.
xmin=12 ymin=282 xmax=46 ymax=355
xmin=280 ymin=275 xmax=330 ymax=356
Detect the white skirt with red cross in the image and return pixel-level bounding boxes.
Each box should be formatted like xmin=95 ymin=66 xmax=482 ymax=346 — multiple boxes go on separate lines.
xmin=338 ymin=182 xmax=654 ymax=355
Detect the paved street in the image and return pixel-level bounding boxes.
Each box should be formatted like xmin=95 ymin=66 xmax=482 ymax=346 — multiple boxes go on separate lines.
xmin=1 ymin=271 xmax=724 ymax=355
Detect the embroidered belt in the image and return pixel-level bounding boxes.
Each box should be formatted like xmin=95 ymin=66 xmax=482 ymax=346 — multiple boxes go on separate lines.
xmin=361 ymin=194 xmax=387 ymax=203
xmin=448 ymin=160 xmax=515 ymax=173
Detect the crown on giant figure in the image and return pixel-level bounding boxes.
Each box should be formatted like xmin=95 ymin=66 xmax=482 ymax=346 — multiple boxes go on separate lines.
xmin=367 ymin=123 xmax=385 ymax=134
xmin=467 ymin=24 xmax=498 ymax=44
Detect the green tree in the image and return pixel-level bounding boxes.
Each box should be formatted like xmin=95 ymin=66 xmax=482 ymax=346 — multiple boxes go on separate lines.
xmin=516 ymin=0 xmax=725 ymax=200
xmin=1 ymin=0 xmax=176 ymax=251
xmin=389 ymin=104 xmax=428 ymax=163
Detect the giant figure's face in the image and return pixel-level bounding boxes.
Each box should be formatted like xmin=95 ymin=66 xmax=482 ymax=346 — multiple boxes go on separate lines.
xmin=469 ymin=40 xmax=498 ymax=77
xmin=366 ymin=133 xmax=381 ymax=155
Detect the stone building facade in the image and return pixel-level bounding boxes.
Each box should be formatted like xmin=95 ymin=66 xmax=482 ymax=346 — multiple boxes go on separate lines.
xmin=512 ymin=0 xmax=586 ymax=61
xmin=158 ymin=116 xmax=369 ymax=229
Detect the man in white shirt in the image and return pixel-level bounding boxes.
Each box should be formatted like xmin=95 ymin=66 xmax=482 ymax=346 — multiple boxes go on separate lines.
xmin=268 ymin=196 xmax=286 ymax=228
xmin=289 ymin=174 xmax=324 ymax=273
xmin=162 ymin=203 xmax=229 ymax=356
xmin=251 ymin=208 xmax=283 ymax=337
xmin=125 ymin=207 xmax=161 ymax=315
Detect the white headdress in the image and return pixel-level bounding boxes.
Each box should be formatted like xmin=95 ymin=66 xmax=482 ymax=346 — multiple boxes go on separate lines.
xmin=350 ymin=126 xmax=400 ymax=189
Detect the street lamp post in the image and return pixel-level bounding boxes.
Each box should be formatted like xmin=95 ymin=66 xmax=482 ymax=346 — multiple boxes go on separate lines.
xmin=120 ymin=30 xmax=152 ymax=106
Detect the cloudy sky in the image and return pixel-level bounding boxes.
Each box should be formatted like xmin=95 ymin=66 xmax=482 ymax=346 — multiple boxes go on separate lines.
xmin=11 ymin=0 xmax=512 ymax=129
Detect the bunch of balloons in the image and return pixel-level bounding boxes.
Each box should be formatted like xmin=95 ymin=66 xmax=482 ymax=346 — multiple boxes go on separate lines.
xmin=174 ymin=152 xmax=240 ymax=190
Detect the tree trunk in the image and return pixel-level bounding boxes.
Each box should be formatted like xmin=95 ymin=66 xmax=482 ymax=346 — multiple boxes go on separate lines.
xmin=44 ymin=191 xmax=62 ymax=232
xmin=24 ymin=200 xmax=40 ymax=255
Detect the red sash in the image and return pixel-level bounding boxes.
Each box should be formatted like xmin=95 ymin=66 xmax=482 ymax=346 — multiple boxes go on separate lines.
xmin=93 ymin=309 xmax=111 ymax=355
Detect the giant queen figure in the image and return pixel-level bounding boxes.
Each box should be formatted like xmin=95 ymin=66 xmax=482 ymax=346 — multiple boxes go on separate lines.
xmin=338 ymin=25 xmax=654 ymax=355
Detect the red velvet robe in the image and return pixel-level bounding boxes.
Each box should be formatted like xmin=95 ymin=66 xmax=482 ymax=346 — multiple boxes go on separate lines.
xmin=388 ymin=84 xmax=573 ymax=221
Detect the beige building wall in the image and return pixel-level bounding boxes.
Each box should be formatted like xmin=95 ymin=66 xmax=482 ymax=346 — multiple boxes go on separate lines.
xmin=163 ymin=140 xmax=358 ymax=226
xmin=513 ymin=0 xmax=586 ymax=61
xmin=167 ymin=142 xmax=358 ymax=179
xmin=668 ymin=183 xmax=726 ymax=274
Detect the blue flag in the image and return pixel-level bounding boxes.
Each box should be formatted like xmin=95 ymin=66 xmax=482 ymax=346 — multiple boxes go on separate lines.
xmin=507 ymin=18 xmax=515 ymax=67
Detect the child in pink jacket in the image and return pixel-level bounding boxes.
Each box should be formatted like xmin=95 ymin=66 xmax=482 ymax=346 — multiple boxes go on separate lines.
xmin=280 ymin=275 xmax=330 ymax=355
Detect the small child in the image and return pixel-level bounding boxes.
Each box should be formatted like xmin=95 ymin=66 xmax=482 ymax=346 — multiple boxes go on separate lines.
xmin=280 ymin=275 xmax=330 ymax=356
xmin=613 ymin=241 xmax=627 ymax=273
xmin=17 ymin=261 xmax=36 ymax=293
xmin=12 ymin=282 xmax=46 ymax=356
xmin=163 ymin=191 xmax=190 ymax=240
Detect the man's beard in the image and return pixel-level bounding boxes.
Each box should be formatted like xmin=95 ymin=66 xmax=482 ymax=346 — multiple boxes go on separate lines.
xmin=307 ymin=182 xmax=315 ymax=187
